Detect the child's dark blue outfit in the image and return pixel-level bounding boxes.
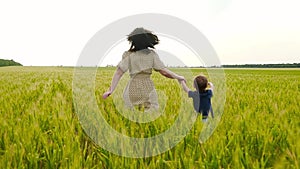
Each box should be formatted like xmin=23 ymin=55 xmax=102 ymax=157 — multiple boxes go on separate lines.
xmin=188 ymin=89 xmax=213 ymax=119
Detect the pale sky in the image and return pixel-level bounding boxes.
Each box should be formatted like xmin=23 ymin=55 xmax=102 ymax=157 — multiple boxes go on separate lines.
xmin=0 ymin=0 xmax=299 ymax=66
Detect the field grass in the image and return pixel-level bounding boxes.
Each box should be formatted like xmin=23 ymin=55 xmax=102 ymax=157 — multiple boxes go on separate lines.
xmin=0 ymin=66 xmax=299 ymax=168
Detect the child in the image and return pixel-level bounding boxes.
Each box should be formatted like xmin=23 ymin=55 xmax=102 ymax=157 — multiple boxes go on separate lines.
xmin=180 ymin=75 xmax=214 ymax=122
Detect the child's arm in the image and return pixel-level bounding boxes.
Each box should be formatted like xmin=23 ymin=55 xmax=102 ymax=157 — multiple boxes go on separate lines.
xmin=180 ymin=80 xmax=191 ymax=93
xmin=208 ymin=82 xmax=214 ymax=92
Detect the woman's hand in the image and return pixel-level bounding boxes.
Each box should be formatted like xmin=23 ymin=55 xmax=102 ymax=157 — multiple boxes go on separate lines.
xmin=103 ymin=68 xmax=124 ymax=100
xmin=102 ymin=88 xmax=112 ymax=99
xmin=177 ymin=76 xmax=186 ymax=83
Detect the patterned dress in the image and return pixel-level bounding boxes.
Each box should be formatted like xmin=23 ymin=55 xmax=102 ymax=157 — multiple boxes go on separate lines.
xmin=117 ymin=49 xmax=166 ymax=109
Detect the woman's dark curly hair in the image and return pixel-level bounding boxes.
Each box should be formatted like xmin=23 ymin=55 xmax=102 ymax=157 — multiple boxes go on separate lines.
xmin=127 ymin=27 xmax=159 ymax=52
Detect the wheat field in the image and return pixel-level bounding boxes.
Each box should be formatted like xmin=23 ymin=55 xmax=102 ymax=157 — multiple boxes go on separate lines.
xmin=0 ymin=66 xmax=299 ymax=168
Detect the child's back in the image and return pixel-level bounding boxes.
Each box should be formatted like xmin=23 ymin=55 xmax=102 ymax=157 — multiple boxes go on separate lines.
xmin=180 ymin=75 xmax=214 ymax=121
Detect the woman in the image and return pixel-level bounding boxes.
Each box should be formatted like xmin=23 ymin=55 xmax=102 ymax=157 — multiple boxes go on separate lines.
xmin=103 ymin=27 xmax=185 ymax=110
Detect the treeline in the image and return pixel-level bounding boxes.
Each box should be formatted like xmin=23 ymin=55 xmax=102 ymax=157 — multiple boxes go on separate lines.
xmin=0 ymin=59 xmax=22 ymax=67
xmin=222 ymin=63 xmax=300 ymax=68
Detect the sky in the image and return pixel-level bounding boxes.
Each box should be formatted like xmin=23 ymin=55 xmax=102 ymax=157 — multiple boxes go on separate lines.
xmin=0 ymin=0 xmax=299 ymax=66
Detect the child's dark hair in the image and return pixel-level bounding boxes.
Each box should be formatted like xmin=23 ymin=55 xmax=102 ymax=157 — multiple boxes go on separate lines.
xmin=127 ymin=27 xmax=159 ymax=52
xmin=194 ymin=75 xmax=208 ymax=92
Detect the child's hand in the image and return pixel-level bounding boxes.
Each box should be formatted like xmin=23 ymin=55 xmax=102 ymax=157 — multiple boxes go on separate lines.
xmin=208 ymin=82 xmax=214 ymax=91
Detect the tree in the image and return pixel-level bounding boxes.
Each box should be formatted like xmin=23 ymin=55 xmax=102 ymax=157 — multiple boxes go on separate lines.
xmin=0 ymin=59 xmax=23 ymax=67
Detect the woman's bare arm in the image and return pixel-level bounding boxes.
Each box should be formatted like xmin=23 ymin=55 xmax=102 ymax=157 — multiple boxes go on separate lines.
xmin=103 ymin=67 xmax=124 ymax=99
xmin=159 ymin=68 xmax=185 ymax=81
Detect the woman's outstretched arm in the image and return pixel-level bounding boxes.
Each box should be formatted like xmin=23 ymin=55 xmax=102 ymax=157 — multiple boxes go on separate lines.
xmin=102 ymin=67 xmax=124 ymax=99
xmin=158 ymin=68 xmax=185 ymax=81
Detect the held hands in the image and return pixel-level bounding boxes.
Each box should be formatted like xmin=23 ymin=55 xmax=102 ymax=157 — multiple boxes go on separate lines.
xmin=177 ymin=76 xmax=190 ymax=93
xmin=177 ymin=76 xmax=186 ymax=83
